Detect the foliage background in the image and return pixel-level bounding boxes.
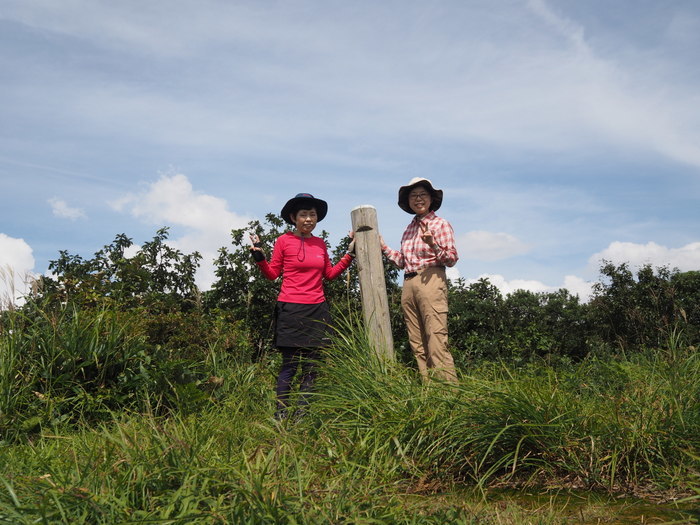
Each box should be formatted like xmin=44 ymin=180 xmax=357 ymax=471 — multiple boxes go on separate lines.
xmin=0 ymin=223 xmax=698 ymax=522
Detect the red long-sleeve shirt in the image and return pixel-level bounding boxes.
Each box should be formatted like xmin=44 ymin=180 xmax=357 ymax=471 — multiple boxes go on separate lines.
xmin=256 ymin=232 xmax=353 ymax=304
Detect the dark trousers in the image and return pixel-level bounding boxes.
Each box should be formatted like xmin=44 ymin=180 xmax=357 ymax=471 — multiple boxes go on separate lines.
xmin=275 ymin=346 xmax=322 ymax=410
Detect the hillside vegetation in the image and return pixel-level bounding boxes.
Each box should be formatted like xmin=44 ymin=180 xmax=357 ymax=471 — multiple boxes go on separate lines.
xmin=1 ymin=224 xmax=698 ymax=523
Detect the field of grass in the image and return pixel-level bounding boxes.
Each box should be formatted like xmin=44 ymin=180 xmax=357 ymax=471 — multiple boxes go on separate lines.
xmin=1 ymin=309 xmax=699 ymax=523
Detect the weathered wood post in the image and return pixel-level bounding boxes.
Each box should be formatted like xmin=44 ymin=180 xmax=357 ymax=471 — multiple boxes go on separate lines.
xmin=350 ymin=205 xmax=395 ymax=361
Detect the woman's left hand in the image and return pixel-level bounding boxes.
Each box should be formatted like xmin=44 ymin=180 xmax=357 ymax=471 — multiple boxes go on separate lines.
xmin=346 ymin=231 xmax=356 ymax=256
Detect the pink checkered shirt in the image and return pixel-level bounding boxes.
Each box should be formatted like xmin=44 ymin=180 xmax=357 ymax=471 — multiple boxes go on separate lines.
xmin=382 ymin=211 xmax=458 ymax=273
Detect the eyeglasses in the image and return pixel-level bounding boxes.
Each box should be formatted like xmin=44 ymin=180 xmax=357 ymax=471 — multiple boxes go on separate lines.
xmin=409 ymin=192 xmax=430 ymax=200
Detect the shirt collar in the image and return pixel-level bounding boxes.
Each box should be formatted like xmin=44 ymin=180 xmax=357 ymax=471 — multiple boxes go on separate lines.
xmin=413 ymin=210 xmax=436 ymax=222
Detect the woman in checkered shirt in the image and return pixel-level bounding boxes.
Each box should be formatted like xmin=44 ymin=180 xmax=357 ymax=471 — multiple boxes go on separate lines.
xmin=381 ymin=178 xmax=459 ymax=382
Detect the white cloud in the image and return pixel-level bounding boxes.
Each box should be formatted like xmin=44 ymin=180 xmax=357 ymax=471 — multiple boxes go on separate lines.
xmin=563 ymin=275 xmax=594 ymax=302
xmin=48 ymin=197 xmax=86 ymax=220
xmin=0 ymin=0 xmax=213 ymax=58
xmin=456 ymin=240 xmax=700 ymax=303
xmin=463 ymin=273 xmax=593 ymax=302
xmin=0 ymin=233 xmax=36 ymax=307
xmin=590 ymin=241 xmax=700 ymax=271
xmin=112 ymin=173 xmax=252 ymax=289
xmin=123 ymin=244 xmax=140 ymax=259
xmin=446 ymin=266 xmax=460 ymax=282
xmin=2 ymin=0 xmax=699 ymax=305
xmin=527 ymin=0 xmax=587 ymax=53
xmin=457 ymin=231 xmax=531 ymax=261
xmin=524 ymin=0 xmax=700 ymax=167
xmin=4 ymin=1 xmax=700 ymax=168
xmin=473 ymin=274 xmax=553 ymax=296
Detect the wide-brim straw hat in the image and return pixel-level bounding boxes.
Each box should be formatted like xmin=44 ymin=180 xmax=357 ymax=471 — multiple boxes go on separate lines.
xmin=280 ymin=193 xmax=328 ymax=225
xmin=398 ymin=177 xmax=443 ymax=214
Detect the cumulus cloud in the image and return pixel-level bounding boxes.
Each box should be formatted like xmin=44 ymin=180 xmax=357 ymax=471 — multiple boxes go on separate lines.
xmin=48 ymin=197 xmax=86 ymax=220
xmin=563 ymin=275 xmax=594 ymax=302
xmin=473 ymin=274 xmax=553 ymax=296
xmin=112 ymin=173 xmax=252 ymax=289
xmin=590 ymin=241 xmax=700 ymax=272
xmin=0 ymin=233 xmax=36 ymax=307
xmin=445 ymin=266 xmax=461 ymax=282
xmin=457 ymin=231 xmax=531 ymax=261
xmin=464 ymin=273 xmax=593 ymax=302
xmin=464 ymin=239 xmax=700 ymax=304
xmin=123 ymin=244 xmax=140 ymax=259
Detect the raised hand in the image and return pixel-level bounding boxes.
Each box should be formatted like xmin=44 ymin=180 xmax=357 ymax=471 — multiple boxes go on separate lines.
xmin=249 ymin=233 xmax=265 ymax=262
xmin=249 ymin=233 xmax=262 ymax=248
xmin=346 ymin=231 xmax=356 ymax=256
xmin=418 ymin=220 xmax=435 ymax=248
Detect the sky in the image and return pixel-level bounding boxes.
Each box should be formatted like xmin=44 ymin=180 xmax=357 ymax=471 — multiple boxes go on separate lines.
xmin=2 ymin=0 xmax=700 ymax=305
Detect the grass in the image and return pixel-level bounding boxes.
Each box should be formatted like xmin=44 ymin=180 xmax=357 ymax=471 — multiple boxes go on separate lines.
xmin=0 ymin=310 xmax=698 ymax=523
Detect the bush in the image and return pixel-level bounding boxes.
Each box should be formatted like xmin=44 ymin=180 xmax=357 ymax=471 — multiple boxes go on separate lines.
xmin=0 ymin=303 xmax=251 ymax=438
xmin=589 ymin=262 xmax=700 ymax=353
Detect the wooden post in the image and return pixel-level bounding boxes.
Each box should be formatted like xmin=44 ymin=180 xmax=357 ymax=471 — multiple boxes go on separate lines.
xmin=351 ymin=205 xmax=395 ymax=361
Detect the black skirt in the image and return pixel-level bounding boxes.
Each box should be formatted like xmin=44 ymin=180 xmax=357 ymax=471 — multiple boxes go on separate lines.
xmin=275 ymin=301 xmax=332 ymax=348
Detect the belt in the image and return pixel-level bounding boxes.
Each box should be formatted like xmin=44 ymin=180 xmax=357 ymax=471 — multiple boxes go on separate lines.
xmin=404 ymin=266 xmax=445 ymax=280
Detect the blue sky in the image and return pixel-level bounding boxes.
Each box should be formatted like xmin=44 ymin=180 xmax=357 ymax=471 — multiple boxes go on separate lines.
xmin=2 ymin=0 xmax=700 ymax=304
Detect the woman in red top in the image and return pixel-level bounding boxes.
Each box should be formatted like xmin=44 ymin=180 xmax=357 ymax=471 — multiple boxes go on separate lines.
xmin=250 ymin=193 xmax=355 ymax=420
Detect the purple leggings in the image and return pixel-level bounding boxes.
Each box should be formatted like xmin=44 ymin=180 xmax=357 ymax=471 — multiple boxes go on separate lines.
xmin=275 ymin=346 xmax=322 ymax=410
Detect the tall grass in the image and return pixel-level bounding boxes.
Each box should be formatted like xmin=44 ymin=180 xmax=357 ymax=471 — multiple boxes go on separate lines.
xmin=314 ymin=321 xmax=700 ymax=495
xmin=0 ymin=305 xmax=151 ymax=437
xmin=0 ymin=310 xmax=22 ymax=432
xmin=0 ymin=304 xmax=248 ymax=440
xmin=0 ymin=308 xmax=698 ymax=523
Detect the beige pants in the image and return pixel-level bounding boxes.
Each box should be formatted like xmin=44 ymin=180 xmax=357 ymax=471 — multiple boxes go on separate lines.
xmin=401 ymin=266 xmax=457 ymax=382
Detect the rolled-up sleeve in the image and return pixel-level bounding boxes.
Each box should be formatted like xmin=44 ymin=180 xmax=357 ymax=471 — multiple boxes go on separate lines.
xmin=431 ymin=219 xmax=458 ymax=267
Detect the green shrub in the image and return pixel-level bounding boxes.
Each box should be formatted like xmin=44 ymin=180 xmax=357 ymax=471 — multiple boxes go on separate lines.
xmin=0 ymin=304 xmax=251 ymax=438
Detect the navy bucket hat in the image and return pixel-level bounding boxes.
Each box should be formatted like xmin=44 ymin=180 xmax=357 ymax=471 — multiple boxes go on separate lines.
xmin=280 ymin=193 xmax=328 ymax=225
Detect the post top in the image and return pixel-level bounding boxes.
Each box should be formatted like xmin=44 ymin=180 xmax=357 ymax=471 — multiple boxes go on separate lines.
xmin=351 ymin=204 xmax=376 ymax=211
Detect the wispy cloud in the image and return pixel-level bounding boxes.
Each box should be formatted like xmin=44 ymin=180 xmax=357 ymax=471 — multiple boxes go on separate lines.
xmin=1 ymin=1 xmax=698 ymax=296
xmin=48 ymin=197 xmax=86 ymax=220
xmin=525 ymin=0 xmax=700 ymax=166
xmin=4 ymin=1 xmax=699 ymax=167
xmin=457 ymin=231 xmax=531 ymax=261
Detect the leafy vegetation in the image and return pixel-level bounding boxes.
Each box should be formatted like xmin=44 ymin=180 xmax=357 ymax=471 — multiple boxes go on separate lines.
xmin=0 ymin=224 xmax=698 ymax=522
xmin=1 ymin=315 xmax=698 ymax=523
xmin=42 ymin=228 xmax=201 ymax=312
